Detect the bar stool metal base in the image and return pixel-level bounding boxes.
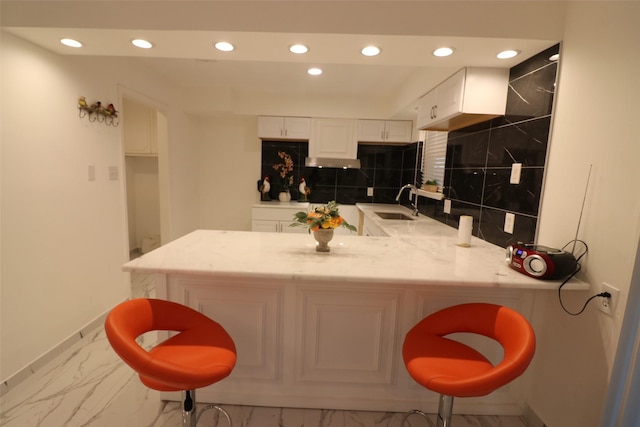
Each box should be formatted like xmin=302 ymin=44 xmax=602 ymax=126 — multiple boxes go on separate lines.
xmin=401 ymin=394 xmax=454 ymax=427
xmin=181 ymin=390 xmax=232 ymax=427
xmin=401 ymin=409 xmax=429 ymax=426
xmin=436 ymin=394 xmax=454 ymax=427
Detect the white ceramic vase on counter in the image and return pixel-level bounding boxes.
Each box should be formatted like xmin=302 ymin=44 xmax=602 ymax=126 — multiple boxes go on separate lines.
xmin=313 ymin=228 xmax=334 ymax=252
xmin=278 ymin=191 xmax=291 ymax=202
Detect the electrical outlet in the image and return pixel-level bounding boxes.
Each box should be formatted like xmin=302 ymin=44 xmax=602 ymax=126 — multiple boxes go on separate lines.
xmin=367 ymin=187 xmax=374 ymax=197
xmin=444 ymin=199 xmax=451 ymax=214
xmin=504 ymin=213 xmax=515 ymax=234
xmin=510 ymin=163 xmax=522 ymax=184
xmin=598 ymin=282 xmax=620 ymax=316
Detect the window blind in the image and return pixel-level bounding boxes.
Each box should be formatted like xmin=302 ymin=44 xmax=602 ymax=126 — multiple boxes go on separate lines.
xmin=421 ymin=130 xmax=447 ymax=187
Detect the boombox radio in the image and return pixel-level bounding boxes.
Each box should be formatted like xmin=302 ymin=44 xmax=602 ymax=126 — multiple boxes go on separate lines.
xmin=506 ymin=243 xmax=578 ymax=280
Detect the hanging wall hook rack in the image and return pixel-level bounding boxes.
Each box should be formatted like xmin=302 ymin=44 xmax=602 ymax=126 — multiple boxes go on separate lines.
xmin=77 ymin=97 xmax=119 ymax=127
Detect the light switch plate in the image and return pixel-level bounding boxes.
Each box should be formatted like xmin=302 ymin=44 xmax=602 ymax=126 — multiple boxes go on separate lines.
xmin=444 ymin=199 xmax=451 ymax=214
xmin=367 ymin=187 xmax=374 ymax=197
xmin=504 ymin=212 xmax=515 ymax=234
xmin=88 ymin=165 xmax=96 ymax=181
xmin=108 ymin=166 xmax=119 ymax=181
xmin=510 ymin=163 xmax=522 ymax=184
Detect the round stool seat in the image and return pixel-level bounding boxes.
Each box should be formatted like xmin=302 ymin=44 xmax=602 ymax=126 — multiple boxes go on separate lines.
xmin=105 ymin=298 xmax=236 ymax=392
xmin=403 ymin=303 xmax=535 ymax=398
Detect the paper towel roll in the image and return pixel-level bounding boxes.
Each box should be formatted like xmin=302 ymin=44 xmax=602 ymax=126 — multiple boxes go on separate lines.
xmin=457 ymin=215 xmax=473 ymax=247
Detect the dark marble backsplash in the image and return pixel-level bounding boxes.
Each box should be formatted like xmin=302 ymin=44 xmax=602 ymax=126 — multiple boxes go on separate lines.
xmin=418 ymin=44 xmax=560 ymax=247
xmin=260 ymin=142 xmax=419 ymax=205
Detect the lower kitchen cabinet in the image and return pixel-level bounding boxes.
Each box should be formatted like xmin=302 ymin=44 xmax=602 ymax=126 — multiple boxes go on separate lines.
xmin=156 ymin=274 xmax=534 ymax=415
xmin=252 ymin=203 xmax=309 ymax=233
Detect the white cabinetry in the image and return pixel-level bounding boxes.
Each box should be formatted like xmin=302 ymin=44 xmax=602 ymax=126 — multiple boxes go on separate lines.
xmin=357 ymin=120 xmax=413 ymax=143
xmin=252 ymin=203 xmax=309 ymax=233
xmin=309 ymin=118 xmax=358 ymax=159
xmin=258 ymin=116 xmax=311 ymax=140
xmin=124 ymin=98 xmax=158 ymax=155
xmin=159 ymin=274 xmax=533 ymax=414
xmin=417 ymin=67 xmax=509 ymax=131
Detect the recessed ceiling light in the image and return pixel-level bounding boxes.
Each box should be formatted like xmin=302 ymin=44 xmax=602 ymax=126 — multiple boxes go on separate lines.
xmin=549 ymin=53 xmax=560 ymax=61
xmin=433 ymin=47 xmax=454 ymax=57
xmin=289 ymin=44 xmax=309 ymax=54
xmin=215 ymin=41 xmax=234 ymax=52
xmin=60 ymin=38 xmax=82 ymax=48
xmin=131 ymin=39 xmax=153 ymax=49
xmin=361 ymin=46 xmax=381 ymax=57
xmin=308 ymin=68 xmax=323 ymax=76
xmin=497 ymin=50 xmax=520 ymax=59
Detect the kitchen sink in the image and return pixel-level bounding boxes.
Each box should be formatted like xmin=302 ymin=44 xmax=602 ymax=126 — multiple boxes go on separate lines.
xmin=375 ymin=212 xmax=415 ymax=221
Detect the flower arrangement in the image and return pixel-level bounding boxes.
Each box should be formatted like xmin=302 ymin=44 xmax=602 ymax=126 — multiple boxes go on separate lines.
xmin=272 ymin=150 xmax=294 ymax=192
xmin=291 ymin=201 xmax=357 ymax=233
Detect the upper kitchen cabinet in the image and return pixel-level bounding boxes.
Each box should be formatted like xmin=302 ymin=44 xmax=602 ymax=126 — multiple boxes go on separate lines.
xmin=309 ymin=118 xmax=358 ymax=159
xmin=417 ymin=68 xmax=509 ymax=132
xmin=123 ymin=98 xmax=158 ymax=155
xmin=258 ymin=116 xmax=311 ymax=140
xmin=357 ymin=120 xmax=413 ymax=143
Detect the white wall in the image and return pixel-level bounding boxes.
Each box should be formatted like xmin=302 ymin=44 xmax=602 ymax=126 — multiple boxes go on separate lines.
xmin=529 ymin=3 xmax=640 ymax=427
xmin=0 ymin=32 xmax=200 ymax=380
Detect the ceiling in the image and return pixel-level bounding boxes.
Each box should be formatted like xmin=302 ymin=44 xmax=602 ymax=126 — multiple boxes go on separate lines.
xmin=1 ymin=1 xmax=566 ymax=118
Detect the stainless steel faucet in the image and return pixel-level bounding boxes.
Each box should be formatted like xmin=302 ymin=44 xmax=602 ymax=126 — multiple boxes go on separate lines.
xmin=395 ymin=184 xmax=414 ymax=201
xmin=395 ymin=184 xmax=419 ymax=216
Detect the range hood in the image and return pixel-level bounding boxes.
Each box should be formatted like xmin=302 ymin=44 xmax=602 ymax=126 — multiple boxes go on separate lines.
xmin=305 ymin=157 xmax=361 ymax=169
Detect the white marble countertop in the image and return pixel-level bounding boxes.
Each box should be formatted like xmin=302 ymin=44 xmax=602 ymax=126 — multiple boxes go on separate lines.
xmin=252 ymin=201 xmax=310 ymax=209
xmin=124 ymin=225 xmax=588 ymax=291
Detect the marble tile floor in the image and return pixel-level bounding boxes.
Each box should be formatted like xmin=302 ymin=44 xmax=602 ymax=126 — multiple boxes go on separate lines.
xmin=0 ymin=273 xmax=530 ymax=427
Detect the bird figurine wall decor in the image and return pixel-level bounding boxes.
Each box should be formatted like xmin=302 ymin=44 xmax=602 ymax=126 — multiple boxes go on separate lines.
xmin=105 ymin=103 xmax=118 ymax=117
xmin=260 ymin=175 xmax=271 ymax=201
xmin=298 ymin=177 xmax=311 ymax=201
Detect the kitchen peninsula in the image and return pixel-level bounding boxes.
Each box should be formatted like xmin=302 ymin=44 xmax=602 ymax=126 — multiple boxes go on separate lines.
xmin=123 ymin=209 xmax=587 ymax=415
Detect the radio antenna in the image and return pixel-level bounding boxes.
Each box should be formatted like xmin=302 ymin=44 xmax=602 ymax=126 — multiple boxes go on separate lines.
xmin=572 ymin=164 xmax=592 ymax=254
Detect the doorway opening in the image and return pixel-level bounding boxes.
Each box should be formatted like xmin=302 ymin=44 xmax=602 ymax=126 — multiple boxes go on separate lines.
xmin=122 ymin=96 xmax=168 ymax=259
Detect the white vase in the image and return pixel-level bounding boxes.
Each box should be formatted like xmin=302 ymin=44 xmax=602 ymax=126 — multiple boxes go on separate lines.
xmin=278 ymin=191 xmax=291 ymax=202
xmin=313 ymin=228 xmax=334 ymax=252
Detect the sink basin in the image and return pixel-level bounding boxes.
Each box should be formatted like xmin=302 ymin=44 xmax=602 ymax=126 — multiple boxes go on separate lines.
xmin=375 ymin=211 xmax=415 ymax=221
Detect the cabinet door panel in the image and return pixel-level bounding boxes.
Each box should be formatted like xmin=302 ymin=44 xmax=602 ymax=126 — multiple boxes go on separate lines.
xmin=416 ymin=90 xmax=438 ymax=129
xmin=124 ymin=98 xmax=157 ymax=154
xmin=310 ymin=119 xmax=357 ymax=159
xmin=283 ymin=117 xmax=311 ymax=140
xmin=174 ymin=279 xmax=284 ymax=382
xmin=252 ymin=220 xmax=280 ymax=232
xmin=385 ymin=120 xmax=413 ymax=143
xmin=435 ymin=68 xmax=465 ymax=121
xmin=258 ymin=116 xmax=285 ymax=139
xmin=357 ymin=120 xmax=386 ymax=142
xmin=296 ymin=287 xmax=400 ymax=385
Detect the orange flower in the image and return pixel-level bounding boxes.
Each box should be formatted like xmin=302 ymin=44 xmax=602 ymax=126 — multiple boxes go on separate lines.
xmin=290 ymin=201 xmax=357 ymax=233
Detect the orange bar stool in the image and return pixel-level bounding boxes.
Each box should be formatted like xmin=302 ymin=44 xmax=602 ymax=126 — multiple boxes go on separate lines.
xmin=402 ymin=303 xmax=536 ymax=427
xmin=105 ymin=298 xmax=237 ymax=426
